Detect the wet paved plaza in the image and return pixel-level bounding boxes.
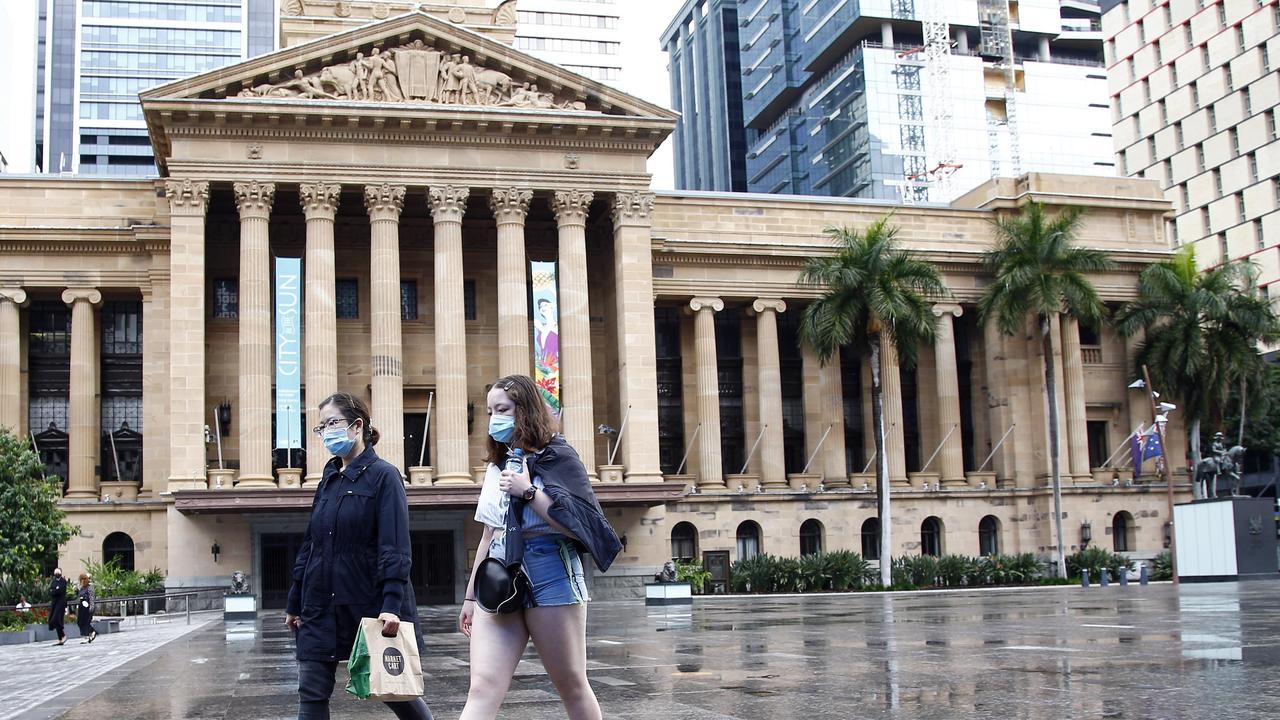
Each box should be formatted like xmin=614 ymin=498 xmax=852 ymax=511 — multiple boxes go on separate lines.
xmin=12 ymin=581 xmax=1280 ymax=719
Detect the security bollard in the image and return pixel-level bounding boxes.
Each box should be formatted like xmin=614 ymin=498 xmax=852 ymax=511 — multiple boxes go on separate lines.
xmin=1100 ymin=568 xmax=1110 ymax=587
xmin=1119 ymin=568 xmax=1129 ymax=586
xmin=1081 ymin=569 xmax=1090 ymax=587
xmin=1139 ymin=564 xmax=1149 ymax=585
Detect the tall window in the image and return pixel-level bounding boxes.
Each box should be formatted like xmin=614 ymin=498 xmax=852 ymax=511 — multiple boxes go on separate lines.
xmin=840 ymin=347 xmax=864 ymax=473
xmin=671 ymin=521 xmax=697 ymax=563
xmin=799 ymin=519 xmax=824 ymax=556
xmin=335 ymin=279 xmax=359 ymax=319
xmin=655 ymin=308 xmax=685 ymax=474
xmin=400 ymin=280 xmax=418 ymax=320
xmin=102 ymin=531 xmax=135 ymax=571
xmin=102 ymin=301 xmax=143 ymax=481
xmin=777 ymin=311 xmax=805 ymax=474
xmin=861 ymin=517 xmax=880 ymax=560
xmin=1112 ymin=511 xmax=1134 ymax=552
xmin=1086 ymin=421 xmax=1109 ymax=470
xmin=213 ymin=279 xmax=238 ymax=319
xmin=716 ymin=313 xmax=745 ymax=475
xmin=28 ymin=301 xmax=70 ymax=486
xmin=901 ymin=366 xmax=921 ymax=472
xmin=978 ymin=516 xmax=1000 ymax=557
xmin=920 ymin=516 xmax=943 ymax=557
xmin=736 ymin=520 xmax=761 ymax=561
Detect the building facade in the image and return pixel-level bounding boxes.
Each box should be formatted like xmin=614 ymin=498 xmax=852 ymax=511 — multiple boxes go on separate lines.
xmin=0 ymin=8 xmax=1188 ymax=603
xmin=665 ymin=0 xmax=1117 ymax=202
xmin=1104 ymin=0 xmax=1280 ymax=303
xmin=514 ymin=0 xmax=622 ymax=84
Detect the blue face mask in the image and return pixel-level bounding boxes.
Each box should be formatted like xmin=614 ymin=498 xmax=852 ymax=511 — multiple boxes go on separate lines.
xmin=489 ymin=414 xmax=515 ymax=443
xmin=323 ymin=423 xmax=356 ymax=457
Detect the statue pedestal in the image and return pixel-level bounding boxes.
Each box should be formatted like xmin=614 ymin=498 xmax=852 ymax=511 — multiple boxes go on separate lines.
xmin=224 ymin=593 xmax=257 ymax=622
xmin=644 ymin=582 xmax=692 ymax=606
xmin=1174 ymin=497 xmax=1278 ymax=582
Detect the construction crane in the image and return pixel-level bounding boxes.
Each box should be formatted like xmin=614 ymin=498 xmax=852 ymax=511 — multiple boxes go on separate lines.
xmin=896 ymin=0 xmax=961 ymax=205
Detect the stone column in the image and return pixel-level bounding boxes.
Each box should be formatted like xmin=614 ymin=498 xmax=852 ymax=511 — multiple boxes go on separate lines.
xmin=301 ymin=182 xmax=341 ymax=485
xmin=932 ymin=304 xmax=966 ymax=487
xmin=982 ymin=316 xmax=1018 ymax=485
xmin=880 ymin=337 xmax=909 ymax=487
xmin=1046 ymin=314 xmax=1070 ymax=483
xmin=752 ymin=299 xmax=787 ymax=490
xmin=164 ymin=179 xmax=210 ymax=490
xmin=140 ymin=281 xmax=167 ymax=498
xmin=553 ymin=190 xmax=597 ymax=477
xmin=491 ymin=187 xmax=533 ymax=377
xmin=1062 ymin=315 xmax=1091 ymax=479
xmin=803 ymin=340 xmax=848 ymax=486
xmin=690 ymin=297 xmax=724 ymax=489
xmin=0 ymin=288 xmax=28 ymax=434
xmin=62 ymin=288 xmax=102 ymax=500
xmin=611 ymin=192 xmax=664 ymax=483
xmin=233 ymin=181 xmax=277 ymax=488
xmin=429 ymin=185 xmax=472 ymax=485
xmin=365 ymin=184 xmax=407 ymax=476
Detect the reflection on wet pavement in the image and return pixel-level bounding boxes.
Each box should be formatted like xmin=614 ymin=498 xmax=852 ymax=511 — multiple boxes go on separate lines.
xmin=26 ymin=581 xmax=1280 ymax=719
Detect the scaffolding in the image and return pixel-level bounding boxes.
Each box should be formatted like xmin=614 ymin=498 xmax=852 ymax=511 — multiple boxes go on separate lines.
xmin=894 ymin=0 xmax=961 ymax=204
xmin=980 ymin=0 xmax=1020 ymax=178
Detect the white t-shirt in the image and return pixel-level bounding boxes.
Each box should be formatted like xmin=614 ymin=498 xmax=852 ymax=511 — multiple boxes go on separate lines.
xmin=474 ymin=464 xmax=509 ymax=529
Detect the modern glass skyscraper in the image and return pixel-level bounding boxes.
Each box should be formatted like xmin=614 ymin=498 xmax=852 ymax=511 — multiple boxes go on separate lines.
xmin=34 ymin=0 xmax=276 ymax=176
xmin=515 ymin=0 xmax=622 ymax=84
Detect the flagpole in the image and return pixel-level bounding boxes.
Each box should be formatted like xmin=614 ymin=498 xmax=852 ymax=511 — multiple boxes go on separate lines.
xmin=1142 ymin=365 xmax=1178 ymax=585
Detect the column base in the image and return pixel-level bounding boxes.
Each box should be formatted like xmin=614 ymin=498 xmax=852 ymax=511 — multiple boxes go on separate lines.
xmin=725 ymin=473 xmax=759 ymax=492
xmin=787 ymin=472 xmax=821 ymax=492
xmin=965 ymin=471 xmax=997 ymax=489
xmin=64 ymin=489 xmax=101 ymax=501
xmin=235 ymin=474 xmax=278 ymax=489
xmin=696 ymin=475 xmax=729 ymax=492
xmin=167 ymin=476 xmax=208 ymax=492
xmin=597 ymin=465 xmax=624 ymax=483
xmin=277 ymin=468 xmax=303 ymax=488
xmin=623 ymin=470 xmax=665 ymax=484
xmin=434 ymin=471 xmax=475 ymax=486
xmin=302 ymin=472 xmax=323 ymax=488
xmin=890 ymin=476 xmax=912 ymax=489
xmin=850 ymin=472 xmax=875 ymax=492
xmin=823 ymin=474 xmax=852 ymax=489
xmin=941 ymin=475 xmax=968 ymax=489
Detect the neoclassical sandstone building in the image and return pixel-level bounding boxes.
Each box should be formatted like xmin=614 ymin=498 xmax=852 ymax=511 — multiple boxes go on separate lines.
xmin=0 ymin=6 xmax=1190 ymax=601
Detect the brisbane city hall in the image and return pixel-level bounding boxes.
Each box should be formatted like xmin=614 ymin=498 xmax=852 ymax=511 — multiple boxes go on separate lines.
xmin=0 ymin=2 xmax=1190 ymax=604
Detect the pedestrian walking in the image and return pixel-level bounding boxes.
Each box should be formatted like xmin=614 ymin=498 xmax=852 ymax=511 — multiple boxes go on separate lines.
xmin=48 ymin=568 xmax=68 ymax=646
xmin=284 ymin=392 xmax=434 ymax=720
xmin=75 ymin=573 xmax=96 ymax=643
xmin=457 ymin=374 xmax=622 ymax=720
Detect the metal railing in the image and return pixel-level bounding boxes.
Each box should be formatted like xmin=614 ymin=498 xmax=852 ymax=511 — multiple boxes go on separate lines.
xmin=2 ymin=586 xmax=227 ymax=627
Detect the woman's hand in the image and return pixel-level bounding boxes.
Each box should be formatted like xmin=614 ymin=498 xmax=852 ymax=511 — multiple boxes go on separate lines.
xmin=498 ymin=460 xmax=532 ymax=498
xmin=285 ymin=613 xmax=301 ymax=631
xmin=378 ymin=612 xmax=401 ymax=637
xmin=458 ymin=600 xmax=475 ymax=637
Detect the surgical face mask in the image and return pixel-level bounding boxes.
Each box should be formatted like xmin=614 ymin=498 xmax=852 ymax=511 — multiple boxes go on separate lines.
xmin=323 ymin=422 xmax=357 ymax=456
xmin=488 ymin=413 xmax=515 ymax=443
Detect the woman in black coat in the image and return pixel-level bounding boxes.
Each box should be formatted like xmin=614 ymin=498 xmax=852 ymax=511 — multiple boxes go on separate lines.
xmin=48 ymin=568 xmax=68 ymax=646
xmin=75 ymin=573 xmax=96 ymax=643
xmin=284 ymin=392 xmax=433 ymax=720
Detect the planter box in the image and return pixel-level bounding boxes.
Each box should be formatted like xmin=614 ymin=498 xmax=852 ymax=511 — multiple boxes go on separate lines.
xmin=597 ymin=464 xmax=624 ymax=484
xmin=644 ymin=582 xmax=692 ymax=606
xmin=277 ymin=467 xmax=303 ymax=488
xmin=208 ymin=468 xmax=236 ymax=490
xmin=787 ymin=472 xmax=822 ymax=492
xmin=0 ymin=629 xmax=35 ymax=645
xmin=100 ymin=480 xmax=139 ymax=502
xmin=726 ymin=473 xmax=760 ymax=493
xmin=407 ymin=466 xmax=434 ymax=486
xmin=225 ymin=593 xmax=258 ymax=622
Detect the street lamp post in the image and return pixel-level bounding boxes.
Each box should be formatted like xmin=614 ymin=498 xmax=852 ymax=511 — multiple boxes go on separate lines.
xmin=1141 ymin=365 xmax=1178 ymax=585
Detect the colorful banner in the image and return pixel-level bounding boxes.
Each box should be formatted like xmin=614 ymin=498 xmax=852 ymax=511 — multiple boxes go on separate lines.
xmin=274 ymin=257 xmax=303 ymax=449
xmin=530 ymin=261 xmax=561 ymax=416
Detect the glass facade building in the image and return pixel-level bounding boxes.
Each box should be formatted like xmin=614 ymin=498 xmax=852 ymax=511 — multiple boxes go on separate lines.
xmin=515 ymin=0 xmax=623 ymax=84
xmin=34 ymin=0 xmax=275 ymax=176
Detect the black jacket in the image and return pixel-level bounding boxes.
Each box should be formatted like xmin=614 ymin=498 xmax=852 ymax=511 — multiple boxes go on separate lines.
xmin=521 ymin=435 xmax=622 ymax=572
xmin=286 ymin=447 xmax=419 ymax=662
xmin=48 ymin=576 xmax=67 ymax=630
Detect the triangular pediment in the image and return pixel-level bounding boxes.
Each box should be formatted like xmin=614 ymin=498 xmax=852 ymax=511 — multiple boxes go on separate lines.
xmin=141 ymin=11 xmax=677 ymax=121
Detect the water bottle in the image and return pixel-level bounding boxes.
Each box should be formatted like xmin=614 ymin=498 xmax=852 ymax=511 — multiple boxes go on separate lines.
xmin=501 ymin=448 xmax=524 ymax=512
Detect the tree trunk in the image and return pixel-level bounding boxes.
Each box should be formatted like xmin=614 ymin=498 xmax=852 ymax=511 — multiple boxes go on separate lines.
xmin=870 ymin=334 xmax=892 ymax=587
xmin=1190 ymin=417 xmax=1202 ymax=499
xmin=1042 ymin=316 xmax=1068 ymax=579
xmin=1238 ymin=377 xmax=1247 ymax=446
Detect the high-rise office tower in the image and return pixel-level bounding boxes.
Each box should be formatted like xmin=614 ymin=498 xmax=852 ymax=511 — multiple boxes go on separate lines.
xmin=34 ymin=0 xmax=276 ymax=176
xmin=515 ymin=0 xmax=623 ymax=84
xmin=1104 ymin=0 xmax=1279 ymax=302
xmin=665 ymin=1 xmax=1117 ymax=201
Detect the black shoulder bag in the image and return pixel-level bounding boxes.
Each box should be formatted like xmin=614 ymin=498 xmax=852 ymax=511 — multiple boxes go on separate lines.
xmin=474 ymin=495 xmax=531 ymax=614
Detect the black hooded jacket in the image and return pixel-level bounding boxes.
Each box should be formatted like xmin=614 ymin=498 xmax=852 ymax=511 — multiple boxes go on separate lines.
xmin=517 ymin=435 xmax=622 ymax=572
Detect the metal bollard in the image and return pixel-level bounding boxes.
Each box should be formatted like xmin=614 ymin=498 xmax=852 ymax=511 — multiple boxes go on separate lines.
xmin=1081 ymin=569 xmax=1090 ymax=587
xmin=186 ymin=594 xmax=191 ymax=625
xmin=1119 ymin=568 xmax=1129 ymax=586
xmin=1100 ymin=568 xmax=1110 ymax=587
xmin=1139 ymin=564 xmax=1149 ymax=585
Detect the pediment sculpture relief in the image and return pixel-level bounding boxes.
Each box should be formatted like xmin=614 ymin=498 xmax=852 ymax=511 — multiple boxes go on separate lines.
xmin=237 ymin=40 xmax=590 ymax=111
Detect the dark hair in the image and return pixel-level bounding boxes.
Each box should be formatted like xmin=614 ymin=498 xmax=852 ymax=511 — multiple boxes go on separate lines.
xmin=537 ymin=298 xmax=551 ymax=307
xmin=483 ymin=374 xmax=558 ymax=465
xmin=318 ymin=392 xmax=381 ymax=446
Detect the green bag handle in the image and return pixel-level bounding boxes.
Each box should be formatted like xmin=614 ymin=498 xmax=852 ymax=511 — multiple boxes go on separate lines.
xmin=345 ymin=622 xmax=371 ymax=699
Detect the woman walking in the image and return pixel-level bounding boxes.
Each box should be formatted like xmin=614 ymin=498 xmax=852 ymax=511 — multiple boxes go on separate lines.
xmin=75 ymin=573 xmax=96 ymax=643
xmin=284 ymin=393 xmax=434 ymax=720
xmin=48 ymin=568 xmax=68 ymax=646
xmin=457 ymin=374 xmax=622 ymax=720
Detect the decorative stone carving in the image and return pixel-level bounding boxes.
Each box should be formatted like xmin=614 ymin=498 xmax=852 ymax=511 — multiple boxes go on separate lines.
xmin=236 ymin=40 xmax=592 ymax=111
xmin=688 ymin=297 xmax=724 ymax=313
xmin=281 ymin=0 xmax=302 ymax=16
xmin=752 ymin=298 xmax=787 ymax=314
xmin=489 ymin=187 xmax=532 ymax=223
xmin=373 ymin=3 xmax=390 ymax=19
xmin=448 ymin=7 xmax=466 ymax=23
xmin=334 ymin=1 xmax=351 ymax=17
xmin=428 ymin=185 xmax=470 ymax=222
xmin=233 ymin=181 xmax=276 ymax=217
xmin=564 ymin=152 xmax=580 ymax=169
xmin=553 ymin=190 xmax=594 ymax=226
xmin=493 ymin=0 xmax=517 ymax=26
xmin=299 ymin=182 xmax=342 ymax=216
xmin=364 ymin=183 xmax=406 ymax=218
xmin=164 ymin=179 xmax=210 ymax=211
xmin=612 ymin=191 xmax=656 ymax=223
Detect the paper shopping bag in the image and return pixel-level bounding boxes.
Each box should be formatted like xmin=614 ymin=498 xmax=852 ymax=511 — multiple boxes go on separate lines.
xmin=346 ymin=617 xmax=424 ymax=702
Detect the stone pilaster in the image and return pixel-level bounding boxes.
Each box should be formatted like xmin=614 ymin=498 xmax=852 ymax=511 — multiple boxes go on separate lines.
xmin=62 ymin=288 xmax=102 ymax=500
xmin=1062 ymin=315 xmax=1091 ymax=480
xmin=164 ymin=179 xmax=210 ymax=491
xmin=233 ymin=181 xmax=277 ymax=488
xmin=611 ymin=191 xmax=663 ymax=483
xmin=364 ymin=184 xmax=407 ymax=476
xmin=491 ymin=187 xmax=533 ymax=377
xmin=932 ymin=304 xmax=966 ymax=486
xmin=140 ymin=281 xmax=168 ymax=498
xmin=689 ymin=297 xmax=724 ymax=489
xmin=301 ymin=182 xmax=341 ymax=484
xmin=1046 ymin=314 xmax=1070 ymax=484
xmin=880 ymin=336 xmax=909 ymax=487
xmin=429 ymin=185 xmax=471 ymax=485
xmin=803 ymin=341 xmax=848 ymax=486
xmin=0 ymin=288 xmax=28 ymax=434
xmin=751 ymin=299 xmax=787 ymax=490
xmin=553 ymin=189 xmax=596 ymax=477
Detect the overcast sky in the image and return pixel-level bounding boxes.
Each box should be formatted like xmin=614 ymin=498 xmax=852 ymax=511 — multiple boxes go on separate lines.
xmin=616 ymin=0 xmax=686 ymax=191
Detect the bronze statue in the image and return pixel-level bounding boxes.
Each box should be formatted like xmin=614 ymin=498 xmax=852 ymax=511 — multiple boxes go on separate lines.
xmin=1194 ymin=431 xmax=1247 ymax=498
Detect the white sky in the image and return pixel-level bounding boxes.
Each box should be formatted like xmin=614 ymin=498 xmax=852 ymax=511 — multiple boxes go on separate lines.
xmin=614 ymin=0 xmax=685 ymax=191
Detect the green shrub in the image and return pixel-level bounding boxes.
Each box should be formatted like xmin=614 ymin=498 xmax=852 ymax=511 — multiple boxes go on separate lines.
xmin=730 ymin=554 xmax=777 ymax=593
xmin=975 ymin=553 xmax=1044 ymax=585
xmin=1150 ymin=551 xmax=1173 ymax=581
xmin=0 ymin=608 xmax=49 ymax=633
xmin=0 ymin=575 xmax=53 ymax=606
xmin=1065 ymin=547 xmax=1134 ymax=580
xmin=892 ymin=555 xmax=942 ymax=587
xmin=822 ymin=550 xmax=876 ymax=591
xmin=937 ymin=555 xmax=978 ymax=587
xmin=675 ymin=562 xmax=712 ymax=594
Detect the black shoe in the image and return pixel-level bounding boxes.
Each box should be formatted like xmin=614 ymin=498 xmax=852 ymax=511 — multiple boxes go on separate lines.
xmin=88 ymin=631 xmax=97 ymax=643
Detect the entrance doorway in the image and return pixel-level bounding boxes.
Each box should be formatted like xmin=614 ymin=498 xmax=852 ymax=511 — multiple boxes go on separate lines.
xmin=411 ymin=531 xmax=455 ymax=604
xmin=261 ymin=532 xmax=307 ymax=609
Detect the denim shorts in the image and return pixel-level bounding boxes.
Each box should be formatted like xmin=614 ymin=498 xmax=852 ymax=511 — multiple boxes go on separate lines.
xmin=519 ymin=534 xmax=590 ymax=608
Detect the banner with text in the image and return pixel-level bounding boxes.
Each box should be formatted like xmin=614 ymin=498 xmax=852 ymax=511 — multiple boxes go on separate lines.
xmin=530 ymin=261 xmax=561 ymax=417
xmin=275 ymin=257 xmax=303 ymax=449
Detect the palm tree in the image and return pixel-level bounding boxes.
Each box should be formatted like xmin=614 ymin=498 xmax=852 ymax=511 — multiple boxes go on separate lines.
xmin=1115 ymin=247 xmax=1280 ymax=485
xmin=978 ymin=202 xmax=1114 ymax=579
xmin=799 ymin=216 xmax=947 ymax=587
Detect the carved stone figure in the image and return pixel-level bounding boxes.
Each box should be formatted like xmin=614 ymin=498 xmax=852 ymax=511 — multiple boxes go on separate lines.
xmin=475 ymin=67 xmax=513 ymax=105
xmin=655 ymin=560 xmax=678 ymax=583
xmin=364 ymin=47 xmax=402 ymax=102
xmin=281 ymin=0 xmax=303 ymax=16
xmin=394 ymin=40 xmax=441 ymax=100
xmin=231 ymin=570 xmax=250 ymax=594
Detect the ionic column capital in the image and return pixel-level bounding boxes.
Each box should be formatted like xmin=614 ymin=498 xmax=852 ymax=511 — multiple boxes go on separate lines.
xmin=688 ymin=296 xmax=724 ymax=313
xmin=428 ymin=185 xmax=469 ymax=222
xmin=552 ymin=189 xmax=593 ymax=227
xmin=364 ymin=183 xmax=406 ymax=221
xmin=61 ymin=288 xmax=102 ymax=307
xmin=751 ymin=298 xmax=787 ymax=314
xmin=931 ymin=303 xmax=963 ymax=318
xmin=233 ymin=181 xmax=276 ymax=219
xmin=300 ymin=181 xmax=342 ymax=218
xmin=611 ymin=191 xmax=655 ymax=226
xmin=164 ymin=178 xmax=209 ymax=215
xmin=0 ymin=288 xmax=28 ymax=306
xmin=490 ymin=187 xmax=532 ymax=224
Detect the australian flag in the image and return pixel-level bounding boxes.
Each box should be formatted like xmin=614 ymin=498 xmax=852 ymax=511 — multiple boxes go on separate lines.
xmin=1131 ymin=424 xmax=1163 ymax=467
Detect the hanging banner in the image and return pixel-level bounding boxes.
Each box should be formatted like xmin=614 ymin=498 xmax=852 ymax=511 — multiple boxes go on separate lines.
xmin=530 ymin=261 xmax=561 ymax=416
xmin=275 ymin=257 xmax=303 ymax=449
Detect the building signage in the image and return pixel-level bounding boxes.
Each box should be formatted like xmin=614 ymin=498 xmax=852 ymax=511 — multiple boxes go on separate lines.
xmin=530 ymin=260 xmax=561 ymax=416
xmin=275 ymin=257 xmax=303 ymax=450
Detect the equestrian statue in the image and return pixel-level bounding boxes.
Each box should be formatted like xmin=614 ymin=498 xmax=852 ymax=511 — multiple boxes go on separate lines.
xmin=1194 ymin=432 xmax=1247 ymax=499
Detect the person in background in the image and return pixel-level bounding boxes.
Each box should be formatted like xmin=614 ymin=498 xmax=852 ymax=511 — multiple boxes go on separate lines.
xmin=75 ymin=573 xmax=96 ymax=644
xmin=15 ymin=596 xmax=32 ymax=611
xmin=49 ymin=569 xmax=68 ymax=646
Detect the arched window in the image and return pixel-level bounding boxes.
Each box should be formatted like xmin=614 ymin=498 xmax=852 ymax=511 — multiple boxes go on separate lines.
xmin=978 ymin=515 xmax=1001 ymax=557
xmin=103 ymin=531 xmax=135 ymax=571
xmin=921 ymin=517 xmax=944 ymax=557
xmin=736 ymin=521 xmax=762 ymax=562
xmin=799 ymin=519 xmax=824 ymax=557
xmin=861 ymin=517 xmax=881 ymax=560
xmin=1112 ymin=511 xmax=1134 ymax=552
xmin=671 ymin=522 xmax=698 ymax=563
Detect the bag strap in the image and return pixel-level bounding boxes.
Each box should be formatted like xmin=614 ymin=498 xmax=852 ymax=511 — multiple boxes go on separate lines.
xmin=505 ymin=496 xmax=526 ymax=566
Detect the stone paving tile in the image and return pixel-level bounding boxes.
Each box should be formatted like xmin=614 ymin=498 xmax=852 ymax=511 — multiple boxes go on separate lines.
xmin=11 ymin=582 xmax=1280 ymax=719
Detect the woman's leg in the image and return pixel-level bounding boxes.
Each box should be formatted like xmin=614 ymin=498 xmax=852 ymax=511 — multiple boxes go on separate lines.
xmin=297 ymin=660 xmax=338 ymax=720
xmin=525 ymin=604 xmax=600 ymax=720
xmin=457 ymin=610 xmax=529 ymax=720
xmin=385 ymin=698 xmax=434 ymax=720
